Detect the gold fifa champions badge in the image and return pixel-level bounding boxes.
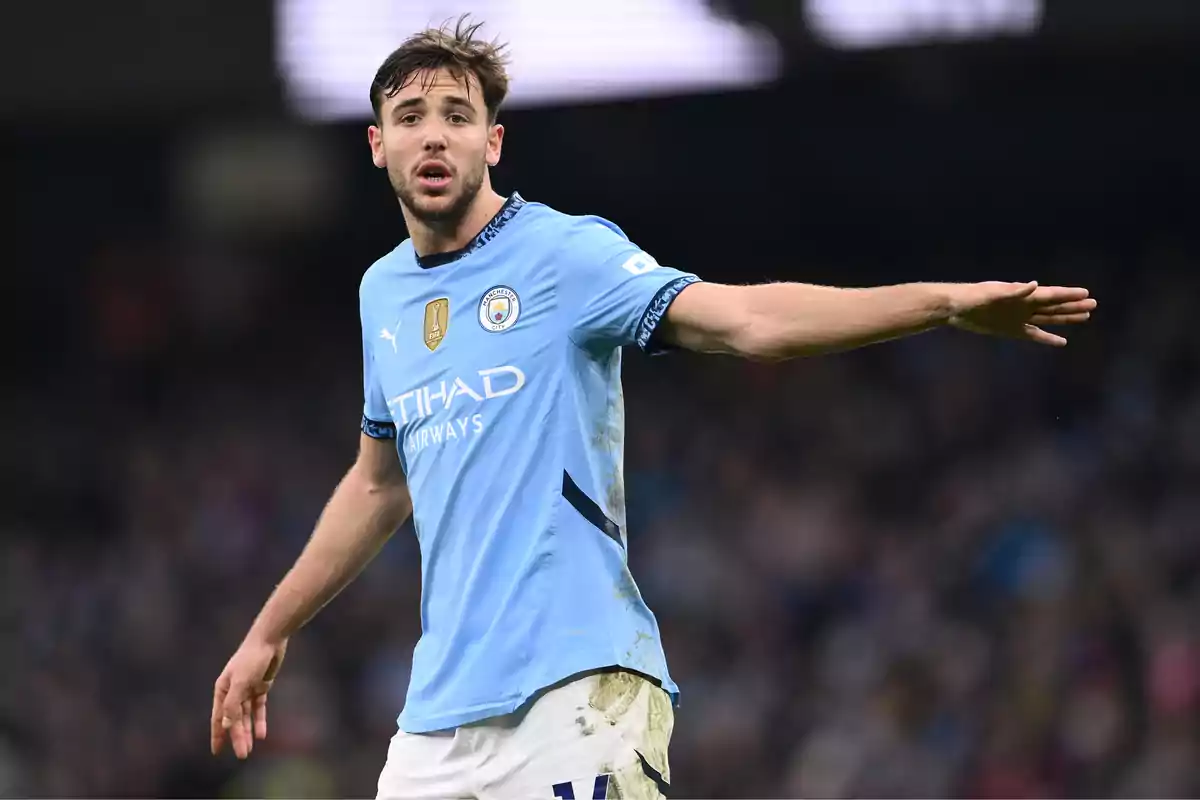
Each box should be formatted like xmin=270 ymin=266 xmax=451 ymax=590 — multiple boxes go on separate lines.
xmin=424 ymin=297 xmax=449 ymax=351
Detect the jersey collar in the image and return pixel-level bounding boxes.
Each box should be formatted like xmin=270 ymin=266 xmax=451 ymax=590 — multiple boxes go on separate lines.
xmin=415 ymin=192 xmax=527 ymax=270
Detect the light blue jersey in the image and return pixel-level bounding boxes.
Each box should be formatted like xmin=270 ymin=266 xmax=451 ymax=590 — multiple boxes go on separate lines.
xmin=359 ymin=193 xmax=700 ymax=733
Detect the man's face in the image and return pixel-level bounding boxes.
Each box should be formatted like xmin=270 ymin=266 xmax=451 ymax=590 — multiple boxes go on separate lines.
xmin=368 ymin=68 xmax=504 ymax=226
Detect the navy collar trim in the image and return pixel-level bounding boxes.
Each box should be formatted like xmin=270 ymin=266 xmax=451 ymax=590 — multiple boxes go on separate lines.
xmin=415 ymin=193 xmax=526 ymax=269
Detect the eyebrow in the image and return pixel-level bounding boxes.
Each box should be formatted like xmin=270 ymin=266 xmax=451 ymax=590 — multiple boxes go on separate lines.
xmin=392 ymin=95 xmax=476 ymax=115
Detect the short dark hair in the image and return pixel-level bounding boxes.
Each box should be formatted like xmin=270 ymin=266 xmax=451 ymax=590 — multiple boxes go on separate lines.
xmin=370 ymin=16 xmax=510 ymax=124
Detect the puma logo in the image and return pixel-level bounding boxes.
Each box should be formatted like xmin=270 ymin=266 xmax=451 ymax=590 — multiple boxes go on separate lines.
xmin=380 ymin=318 xmax=402 ymax=353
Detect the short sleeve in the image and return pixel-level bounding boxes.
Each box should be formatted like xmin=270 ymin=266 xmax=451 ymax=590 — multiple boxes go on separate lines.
xmin=360 ymin=305 xmax=397 ymax=440
xmin=560 ymin=217 xmax=701 ymax=355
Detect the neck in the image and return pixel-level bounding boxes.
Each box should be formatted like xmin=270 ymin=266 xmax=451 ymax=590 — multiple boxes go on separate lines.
xmin=404 ymin=187 xmax=507 ymax=258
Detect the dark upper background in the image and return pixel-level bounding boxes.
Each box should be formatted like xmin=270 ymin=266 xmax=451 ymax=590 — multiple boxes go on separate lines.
xmin=2 ymin=1 xmax=1199 ymax=796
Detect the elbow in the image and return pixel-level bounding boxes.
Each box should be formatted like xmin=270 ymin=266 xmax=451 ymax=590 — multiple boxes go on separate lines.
xmin=729 ymin=305 xmax=800 ymax=362
xmin=678 ymin=285 xmax=801 ymax=362
xmin=731 ymin=325 xmax=793 ymax=363
xmin=367 ymin=476 xmax=414 ymax=524
xmin=363 ymin=475 xmax=403 ymax=499
xmin=367 ymin=475 xmax=410 ymax=510
xmin=723 ymin=289 xmax=806 ymax=362
xmin=350 ymin=460 xmax=409 ymax=505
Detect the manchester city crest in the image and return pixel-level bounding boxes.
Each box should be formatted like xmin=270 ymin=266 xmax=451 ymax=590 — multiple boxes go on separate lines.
xmin=478 ymin=286 xmax=520 ymax=332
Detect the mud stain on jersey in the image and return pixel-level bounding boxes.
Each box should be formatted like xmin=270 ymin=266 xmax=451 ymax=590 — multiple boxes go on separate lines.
xmin=613 ymin=568 xmax=640 ymax=604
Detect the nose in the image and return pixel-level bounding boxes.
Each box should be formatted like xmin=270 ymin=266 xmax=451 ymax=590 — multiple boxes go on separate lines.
xmin=422 ymin=121 xmax=448 ymax=153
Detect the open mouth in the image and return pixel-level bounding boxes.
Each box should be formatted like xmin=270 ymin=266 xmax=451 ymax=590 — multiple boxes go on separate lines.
xmin=417 ymin=163 xmax=452 ymax=189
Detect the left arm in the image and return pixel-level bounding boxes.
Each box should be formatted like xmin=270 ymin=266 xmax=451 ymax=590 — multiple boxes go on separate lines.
xmin=658 ymin=280 xmax=1095 ymax=360
xmin=554 ymin=217 xmax=1095 ymax=359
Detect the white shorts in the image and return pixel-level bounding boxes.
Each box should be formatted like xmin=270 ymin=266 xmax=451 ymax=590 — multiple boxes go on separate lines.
xmin=376 ymin=669 xmax=674 ymax=800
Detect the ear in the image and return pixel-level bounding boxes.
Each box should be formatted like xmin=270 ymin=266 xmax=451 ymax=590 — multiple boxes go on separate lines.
xmin=486 ymin=123 xmax=504 ymax=167
xmin=368 ymin=124 xmax=386 ymax=168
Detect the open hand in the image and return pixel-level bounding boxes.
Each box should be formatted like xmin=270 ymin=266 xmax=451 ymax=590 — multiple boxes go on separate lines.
xmin=211 ymin=637 xmax=288 ymax=759
xmin=948 ymin=281 xmax=1096 ymax=346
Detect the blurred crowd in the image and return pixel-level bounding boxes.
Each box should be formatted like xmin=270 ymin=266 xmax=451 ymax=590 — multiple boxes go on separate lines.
xmin=2 ymin=239 xmax=1198 ymax=798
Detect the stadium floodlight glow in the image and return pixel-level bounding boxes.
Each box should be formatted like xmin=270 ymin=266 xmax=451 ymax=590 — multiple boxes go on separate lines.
xmin=278 ymin=0 xmax=783 ymax=120
xmin=805 ymin=0 xmax=1043 ymax=49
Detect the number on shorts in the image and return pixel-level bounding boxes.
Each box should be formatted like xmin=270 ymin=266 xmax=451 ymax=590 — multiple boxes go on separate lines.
xmin=552 ymin=774 xmax=610 ymax=799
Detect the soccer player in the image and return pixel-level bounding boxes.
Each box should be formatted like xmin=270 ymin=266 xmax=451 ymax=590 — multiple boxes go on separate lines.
xmin=210 ymin=17 xmax=1096 ymax=799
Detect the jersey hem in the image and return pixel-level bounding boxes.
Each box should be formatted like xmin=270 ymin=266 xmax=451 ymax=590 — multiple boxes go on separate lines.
xmin=396 ymin=660 xmax=680 ymax=734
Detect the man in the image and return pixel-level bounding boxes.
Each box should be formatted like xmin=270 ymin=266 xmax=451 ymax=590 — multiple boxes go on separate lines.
xmin=210 ymin=17 xmax=1095 ymax=799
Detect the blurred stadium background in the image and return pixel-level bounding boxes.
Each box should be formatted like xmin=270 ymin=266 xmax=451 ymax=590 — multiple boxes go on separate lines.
xmin=3 ymin=0 xmax=1200 ymax=796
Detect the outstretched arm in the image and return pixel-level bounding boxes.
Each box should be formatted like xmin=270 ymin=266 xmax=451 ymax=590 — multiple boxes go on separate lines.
xmin=658 ymin=280 xmax=1095 ymax=361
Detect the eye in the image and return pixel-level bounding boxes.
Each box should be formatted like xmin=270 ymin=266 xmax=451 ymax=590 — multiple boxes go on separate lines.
xmin=399 ymin=113 xmax=420 ymax=125
xmin=448 ymin=113 xmax=469 ymax=125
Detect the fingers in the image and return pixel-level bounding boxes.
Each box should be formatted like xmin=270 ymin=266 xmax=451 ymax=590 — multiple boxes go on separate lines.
xmin=222 ymin=682 xmax=252 ymax=759
xmin=213 ymin=642 xmax=283 ymax=760
xmin=254 ymin=692 xmax=269 ymax=740
xmin=1023 ymin=324 xmax=1068 ymax=347
xmin=214 ymin=680 xmax=270 ymax=758
xmin=211 ymin=678 xmax=229 ymax=755
xmin=1029 ymin=312 xmax=1091 ymax=326
xmin=1035 ymin=298 xmax=1097 ymax=316
xmin=242 ymin=699 xmax=254 ymax=755
xmin=1029 ymin=286 xmax=1091 ymax=306
xmin=1028 ymin=296 xmax=1096 ymax=326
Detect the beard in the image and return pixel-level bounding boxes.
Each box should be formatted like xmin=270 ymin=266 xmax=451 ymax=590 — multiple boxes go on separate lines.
xmin=391 ymin=161 xmax=486 ymax=230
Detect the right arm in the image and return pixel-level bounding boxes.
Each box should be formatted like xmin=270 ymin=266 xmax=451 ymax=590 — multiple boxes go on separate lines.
xmin=213 ymin=281 xmax=413 ymax=759
xmin=211 ymin=433 xmax=411 ymax=759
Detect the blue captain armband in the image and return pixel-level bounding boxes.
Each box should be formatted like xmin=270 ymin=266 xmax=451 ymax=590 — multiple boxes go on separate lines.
xmin=635 ymin=275 xmax=702 ymax=355
xmin=361 ymin=415 xmax=397 ymax=440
